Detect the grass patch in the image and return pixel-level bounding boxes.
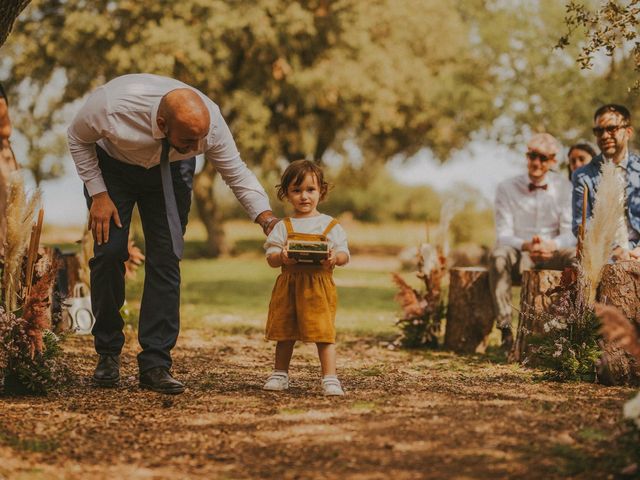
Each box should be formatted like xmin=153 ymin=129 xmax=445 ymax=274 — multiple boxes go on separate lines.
xmin=278 ymin=408 xmax=307 ymax=415
xmin=549 ymin=444 xmax=594 ymax=476
xmin=350 ymin=401 xmax=377 ymax=411
xmin=355 ymin=366 xmax=385 ymax=377
xmin=0 ymin=431 xmax=59 ymax=453
xmin=125 ymin=256 xmax=400 ymax=337
xmin=576 ymin=427 xmax=609 ymax=443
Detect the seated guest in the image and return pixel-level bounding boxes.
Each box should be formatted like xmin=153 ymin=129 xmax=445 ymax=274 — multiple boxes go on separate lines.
xmin=490 ymin=133 xmax=576 ymax=350
xmin=572 ymin=104 xmax=640 ymax=258
xmin=567 ymin=143 xmax=596 ymax=180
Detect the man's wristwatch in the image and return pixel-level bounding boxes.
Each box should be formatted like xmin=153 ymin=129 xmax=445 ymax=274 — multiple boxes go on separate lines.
xmin=260 ymin=216 xmax=278 ymax=233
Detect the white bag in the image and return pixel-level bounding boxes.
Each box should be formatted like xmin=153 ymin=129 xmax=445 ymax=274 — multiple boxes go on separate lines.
xmin=62 ymin=283 xmax=96 ymax=335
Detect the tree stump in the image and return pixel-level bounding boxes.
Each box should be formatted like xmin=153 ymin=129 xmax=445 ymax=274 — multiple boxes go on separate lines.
xmin=444 ymin=267 xmax=494 ymax=353
xmin=596 ymin=261 xmax=640 ymax=385
xmin=511 ymin=269 xmax=562 ymax=363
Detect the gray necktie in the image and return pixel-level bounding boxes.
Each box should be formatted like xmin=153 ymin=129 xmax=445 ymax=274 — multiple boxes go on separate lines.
xmin=159 ymin=138 xmax=184 ymax=259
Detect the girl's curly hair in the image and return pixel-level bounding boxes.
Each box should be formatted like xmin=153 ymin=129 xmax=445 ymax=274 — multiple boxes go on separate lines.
xmin=276 ymin=160 xmax=329 ymax=201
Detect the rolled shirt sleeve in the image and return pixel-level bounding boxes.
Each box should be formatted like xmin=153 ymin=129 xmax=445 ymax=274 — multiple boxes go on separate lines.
xmin=67 ymin=87 xmax=111 ymax=196
xmin=205 ymin=113 xmax=271 ymax=221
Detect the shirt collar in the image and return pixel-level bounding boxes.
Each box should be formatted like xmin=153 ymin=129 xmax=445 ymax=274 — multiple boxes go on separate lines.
xmin=150 ymin=100 xmax=164 ymax=139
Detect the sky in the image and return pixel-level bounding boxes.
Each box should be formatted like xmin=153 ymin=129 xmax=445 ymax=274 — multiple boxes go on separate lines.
xmin=19 ymin=138 xmax=528 ymax=227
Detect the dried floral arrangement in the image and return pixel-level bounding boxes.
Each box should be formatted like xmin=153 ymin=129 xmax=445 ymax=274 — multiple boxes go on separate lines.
xmin=528 ymin=269 xmax=602 ymax=382
xmin=0 ymin=174 xmax=70 ymax=394
xmin=391 ymin=205 xmax=454 ymax=348
xmin=528 ymin=163 xmax=628 ymax=382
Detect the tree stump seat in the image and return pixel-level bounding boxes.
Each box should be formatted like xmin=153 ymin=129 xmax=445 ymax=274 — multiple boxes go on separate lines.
xmin=444 ymin=267 xmax=494 ymax=353
xmin=511 ymin=269 xmax=563 ymax=363
xmin=596 ymin=261 xmax=640 ymax=385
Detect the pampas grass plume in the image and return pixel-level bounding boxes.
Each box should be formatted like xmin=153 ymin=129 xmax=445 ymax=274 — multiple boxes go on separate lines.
xmin=2 ymin=172 xmax=41 ymax=311
xmin=581 ymin=162 xmax=624 ymax=305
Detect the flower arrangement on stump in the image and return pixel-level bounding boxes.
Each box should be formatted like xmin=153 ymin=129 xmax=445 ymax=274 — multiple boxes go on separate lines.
xmin=0 ymin=173 xmax=70 ymax=394
xmin=530 ymin=162 xmax=634 ymax=383
xmin=392 ymin=206 xmax=453 ymax=348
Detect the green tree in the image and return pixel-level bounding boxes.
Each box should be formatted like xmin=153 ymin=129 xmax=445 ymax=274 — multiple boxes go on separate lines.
xmin=3 ymin=0 xmax=499 ymax=255
xmin=464 ymin=0 xmax=640 ymax=149
xmin=559 ymin=1 xmax=640 ymax=75
xmin=10 ymin=74 xmax=68 ymax=185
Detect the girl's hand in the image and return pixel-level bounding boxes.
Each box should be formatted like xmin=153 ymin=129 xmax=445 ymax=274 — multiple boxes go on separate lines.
xmin=280 ymin=249 xmax=298 ymax=265
xmin=322 ymin=249 xmax=337 ymax=269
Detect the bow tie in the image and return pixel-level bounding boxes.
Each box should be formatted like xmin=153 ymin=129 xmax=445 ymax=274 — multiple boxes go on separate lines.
xmin=528 ymin=183 xmax=548 ymax=192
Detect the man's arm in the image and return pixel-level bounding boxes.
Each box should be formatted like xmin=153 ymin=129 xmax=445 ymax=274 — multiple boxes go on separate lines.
xmin=67 ymin=87 xmax=121 ymax=245
xmin=494 ymin=184 xmax=525 ymax=250
xmin=67 ymin=87 xmax=111 ymax=196
xmin=204 ymin=110 xmax=274 ymax=233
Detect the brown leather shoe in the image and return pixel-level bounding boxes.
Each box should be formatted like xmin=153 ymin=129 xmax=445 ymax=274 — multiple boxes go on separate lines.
xmin=93 ymin=354 xmax=120 ymax=387
xmin=139 ymin=367 xmax=185 ymax=394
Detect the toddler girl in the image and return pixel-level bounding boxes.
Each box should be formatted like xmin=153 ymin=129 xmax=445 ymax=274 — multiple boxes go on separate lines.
xmin=263 ymin=160 xmax=349 ymax=396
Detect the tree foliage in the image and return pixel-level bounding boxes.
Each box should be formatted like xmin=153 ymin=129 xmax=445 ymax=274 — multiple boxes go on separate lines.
xmin=5 ymin=0 xmax=499 ymax=165
xmin=559 ymin=1 xmax=640 ymax=74
xmin=3 ymin=0 xmax=503 ymax=255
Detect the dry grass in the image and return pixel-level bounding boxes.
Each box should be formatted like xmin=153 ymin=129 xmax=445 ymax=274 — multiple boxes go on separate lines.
xmin=581 ymin=162 xmax=624 ymax=304
xmin=2 ymin=173 xmax=41 ymax=311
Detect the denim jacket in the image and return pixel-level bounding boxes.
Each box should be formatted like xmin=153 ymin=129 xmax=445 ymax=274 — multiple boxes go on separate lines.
xmin=571 ymin=152 xmax=640 ymax=248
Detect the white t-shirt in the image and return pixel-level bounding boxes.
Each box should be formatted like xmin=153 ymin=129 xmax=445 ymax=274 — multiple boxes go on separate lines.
xmin=264 ymin=214 xmax=350 ymax=258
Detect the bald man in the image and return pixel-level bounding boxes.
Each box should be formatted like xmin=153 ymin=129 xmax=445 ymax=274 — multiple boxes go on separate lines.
xmin=68 ymin=74 xmax=277 ymax=393
xmin=489 ymin=133 xmax=576 ymax=352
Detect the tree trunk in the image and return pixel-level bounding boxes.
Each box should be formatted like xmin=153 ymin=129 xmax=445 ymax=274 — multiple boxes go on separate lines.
xmin=596 ymin=261 xmax=640 ymax=385
xmin=598 ymin=261 xmax=640 ymax=325
xmin=0 ymin=0 xmax=31 ymax=47
xmin=192 ymin=161 xmax=226 ymax=258
xmin=444 ymin=267 xmax=494 ymax=353
xmin=511 ymin=269 xmax=563 ymax=363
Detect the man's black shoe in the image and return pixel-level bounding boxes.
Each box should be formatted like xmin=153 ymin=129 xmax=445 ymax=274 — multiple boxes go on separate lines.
xmin=93 ymin=354 xmax=120 ymax=387
xmin=139 ymin=367 xmax=185 ymax=394
xmin=500 ymin=327 xmax=514 ymax=352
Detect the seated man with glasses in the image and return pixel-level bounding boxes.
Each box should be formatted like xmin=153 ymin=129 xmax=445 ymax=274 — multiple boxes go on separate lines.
xmin=490 ymin=133 xmax=576 ymax=351
xmin=572 ymin=104 xmax=640 ymax=259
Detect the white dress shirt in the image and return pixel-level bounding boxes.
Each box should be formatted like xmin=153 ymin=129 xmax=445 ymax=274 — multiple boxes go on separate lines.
xmin=264 ymin=214 xmax=350 ymax=258
xmin=494 ymin=172 xmax=575 ymax=250
xmin=67 ymin=73 xmax=271 ymax=220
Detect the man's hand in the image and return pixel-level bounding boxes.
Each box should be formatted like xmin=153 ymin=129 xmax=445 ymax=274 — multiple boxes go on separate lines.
xmin=90 ymin=191 xmax=122 ymax=245
xmin=529 ymin=237 xmax=557 ymax=263
xmin=629 ymin=247 xmax=640 ymax=260
xmin=613 ymin=246 xmax=633 ymax=261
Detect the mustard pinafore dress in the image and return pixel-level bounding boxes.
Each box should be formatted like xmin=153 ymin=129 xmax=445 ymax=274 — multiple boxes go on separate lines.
xmin=266 ymin=217 xmax=339 ymax=343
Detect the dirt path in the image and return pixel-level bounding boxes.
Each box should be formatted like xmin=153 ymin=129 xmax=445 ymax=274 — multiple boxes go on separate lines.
xmin=1 ymin=332 xmax=638 ymax=480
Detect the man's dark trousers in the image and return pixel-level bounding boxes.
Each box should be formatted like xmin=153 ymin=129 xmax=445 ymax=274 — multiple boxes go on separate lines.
xmin=85 ymin=146 xmax=195 ymax=373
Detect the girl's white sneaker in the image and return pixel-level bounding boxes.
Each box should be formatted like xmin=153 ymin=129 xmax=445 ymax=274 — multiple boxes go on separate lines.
xmin=263 ymin=372 xmax=289 ymax=391
xmin=322 ymin=376 xmax=345 ymax=396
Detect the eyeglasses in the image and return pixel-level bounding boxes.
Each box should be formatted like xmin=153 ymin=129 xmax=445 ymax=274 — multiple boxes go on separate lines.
xmin=592 ymin=124 xmax=629 ymax=137
xmin=526 ymin=151 xmax=554 ymax=163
